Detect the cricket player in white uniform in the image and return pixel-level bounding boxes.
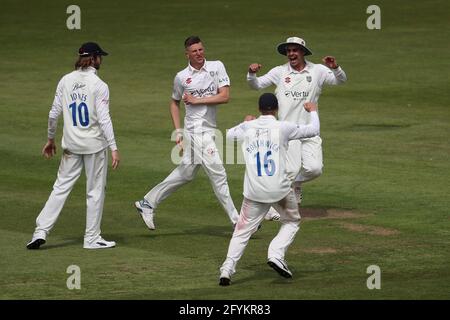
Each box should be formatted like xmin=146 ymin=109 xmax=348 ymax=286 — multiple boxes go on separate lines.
xmin=134 ymin=36 xmax=239 ymax=229
xmin=247 ymin=37 xmax=346 ymax=215
xmin=219 ymin=93 xmax=320 ymax=286
xmin=27 ymin=42 xmax=120 ymax=250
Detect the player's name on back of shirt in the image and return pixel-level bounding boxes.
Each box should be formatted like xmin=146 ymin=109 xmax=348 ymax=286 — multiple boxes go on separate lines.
xmin=70 ymin=92 xmax=88 ymax=102
xmin=245 ymin=137 xmax=280 ymax=154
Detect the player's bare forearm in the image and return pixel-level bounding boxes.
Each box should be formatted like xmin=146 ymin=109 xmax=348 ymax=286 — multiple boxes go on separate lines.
xmin=169 ymin=99 xmax=181 ymax=130
xmin=170 ymin=99 xmax=183 ymax=147
xmin=183 ymin=86 xmax=230 ymax=106
xmin=195 ymin=92 xmax=229 ymax=105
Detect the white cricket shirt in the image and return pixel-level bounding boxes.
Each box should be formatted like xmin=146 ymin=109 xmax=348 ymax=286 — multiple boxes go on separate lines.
xmin=172 ymin=60 xmax=230 ymax=132
xmin=48 ymin=67 xmax=117 ymax=154
xmin=247 ymin=61 xmax=346 ymax=125
xmin=227 ymin=112 xmax=320 ymax=203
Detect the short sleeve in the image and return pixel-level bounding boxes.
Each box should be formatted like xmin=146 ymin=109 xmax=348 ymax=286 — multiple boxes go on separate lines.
xmin=217 ymin=61 xmax=230 ymax=88
xmin=171 ymin=74 xmax=184 ymax=101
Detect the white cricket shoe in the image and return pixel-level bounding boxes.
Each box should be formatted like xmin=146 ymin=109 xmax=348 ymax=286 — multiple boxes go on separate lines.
xmin=219 ymin=270 xmax=231 ymax=286
xmin=294 ymin=182 xmax=303 ymax=204
xmin=264 ymin=207 xmax=281 ymax=221
xmin=83 ymin=237 xmax=116 ymax=249
xmin=135 ymin=199 xmax=155 ymax=230
xmin=267 ymin=257 xmax=293 ymax=278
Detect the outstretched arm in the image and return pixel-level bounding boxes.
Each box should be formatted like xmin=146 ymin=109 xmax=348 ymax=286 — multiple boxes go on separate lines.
xmin=247 ymin=64 xmax=281 ymax=90
xmin=226 ymin=122 xmax=246 ymax=141
xmin=226 ymin=114 xmax=254 ymax=141
xmin=286 ymin=103 xmax=320 ymax=140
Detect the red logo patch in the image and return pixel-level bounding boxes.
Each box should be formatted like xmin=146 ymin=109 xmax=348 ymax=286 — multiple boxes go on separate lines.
xmin=186 ymin=78 xmax=192 ymax=84
xmin=206 ymin=147 xmax=215 ymax=157
xmin=285 ymin=77 xmax=291 ymax=83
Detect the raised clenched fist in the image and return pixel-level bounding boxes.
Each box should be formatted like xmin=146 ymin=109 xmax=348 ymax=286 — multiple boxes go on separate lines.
xmin=322 ymin=56 xmax=338 ymax=69
xmin=248 ymin=63 xmax=262 ymax=73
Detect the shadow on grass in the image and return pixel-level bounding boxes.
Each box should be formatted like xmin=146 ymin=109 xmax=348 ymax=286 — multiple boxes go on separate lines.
xmin=109 ymin=225 xmax=264 ymax=241
xmin=232 ymin=262 xmax=331 ymax=286
xmin=233 ymin=271 xmax=296 ymax=286
xmin=39 ymin=239 xmax=80 ymax=250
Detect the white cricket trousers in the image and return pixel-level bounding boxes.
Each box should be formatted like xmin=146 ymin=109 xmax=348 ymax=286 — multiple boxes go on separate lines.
xmin=286 ymin=135 xmax=323 ymax=183
xmin=220 ymin=189 xmax=301 ymax=275
xmin=32 ymin=148 xmax=108 ymax=243
xmin=144 ymin=131 xmax=239 ymax=224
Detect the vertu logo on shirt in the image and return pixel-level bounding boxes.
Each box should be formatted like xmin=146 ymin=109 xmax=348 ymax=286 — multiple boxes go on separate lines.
xmin=189 ymin=83 xmax=216 ymax=97
xmin=284 ymin=91 xmax=309 ymax=100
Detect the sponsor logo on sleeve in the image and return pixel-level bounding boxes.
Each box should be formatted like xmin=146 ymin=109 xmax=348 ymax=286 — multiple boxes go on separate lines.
xmin=218 ymin=77 xmax=229 ymax=84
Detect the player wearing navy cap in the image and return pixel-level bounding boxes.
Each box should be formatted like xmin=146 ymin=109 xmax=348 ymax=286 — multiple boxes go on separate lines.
xmin=27 ymin=42 xmax=120 ymax=250
xmin=219 ymin=93 xmax=320 ymax=285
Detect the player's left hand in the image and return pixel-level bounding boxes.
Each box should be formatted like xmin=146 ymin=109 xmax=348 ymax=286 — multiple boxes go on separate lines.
xmin=111 ymin=150 xmax=120 ymax=170
xmin=303 ymin=102 xmax=318 ymax=112
xmin=42 ymin=139 xmax=56 ymax=159
xmin=182 ymin=93 xmax=197 ymax=105
xmin=322 ymin=56 xmax=338 ymax=69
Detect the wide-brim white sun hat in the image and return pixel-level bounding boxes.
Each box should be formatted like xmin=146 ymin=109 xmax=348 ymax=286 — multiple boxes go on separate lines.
xmin=276 ymin=37 xmax=312 ymax=56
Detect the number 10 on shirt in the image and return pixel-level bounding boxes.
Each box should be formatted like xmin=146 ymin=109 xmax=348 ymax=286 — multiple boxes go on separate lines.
xmin=69 ymin=102 xmax=89 ymax=127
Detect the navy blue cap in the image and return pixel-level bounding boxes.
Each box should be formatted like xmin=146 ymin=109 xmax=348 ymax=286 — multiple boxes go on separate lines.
xmin=258 ymin=93 xmax=278 ymax=111
xmin=78 ymin=42 xmax=108 ymax=57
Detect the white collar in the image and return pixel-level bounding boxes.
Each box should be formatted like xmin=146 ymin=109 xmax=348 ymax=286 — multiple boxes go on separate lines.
xmin=188 ymin=60 xmax=208 ymax=73
xmin=287 ymin=60 xmax=312 ymax=74
xmin=78 ymin=66 xmax=97 ymax=74
xmin=258 ymin=115 xmax=277 ymax=120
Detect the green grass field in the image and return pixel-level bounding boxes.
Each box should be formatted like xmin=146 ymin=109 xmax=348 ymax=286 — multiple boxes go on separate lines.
xmin=1 ymin=0 xmax=449 ymax=300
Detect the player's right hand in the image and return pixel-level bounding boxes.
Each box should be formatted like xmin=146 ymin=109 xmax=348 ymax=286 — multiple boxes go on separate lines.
xmin=42 ymin=139 xmax=56 ymax=159
xmin=303 ymin=102 xmax=318 ymax=112
xmin=176 ymin=132 xmax=184 ymax=151
xmin=248 ymin=63 xmax=262 ymax=73
xmin=176 ymin=136 xmax=184 ymax=157
xmin=244 ymin=115 xmax=256 ymax=121
xmin=111 ymin=150 xmax=120 ymax=170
